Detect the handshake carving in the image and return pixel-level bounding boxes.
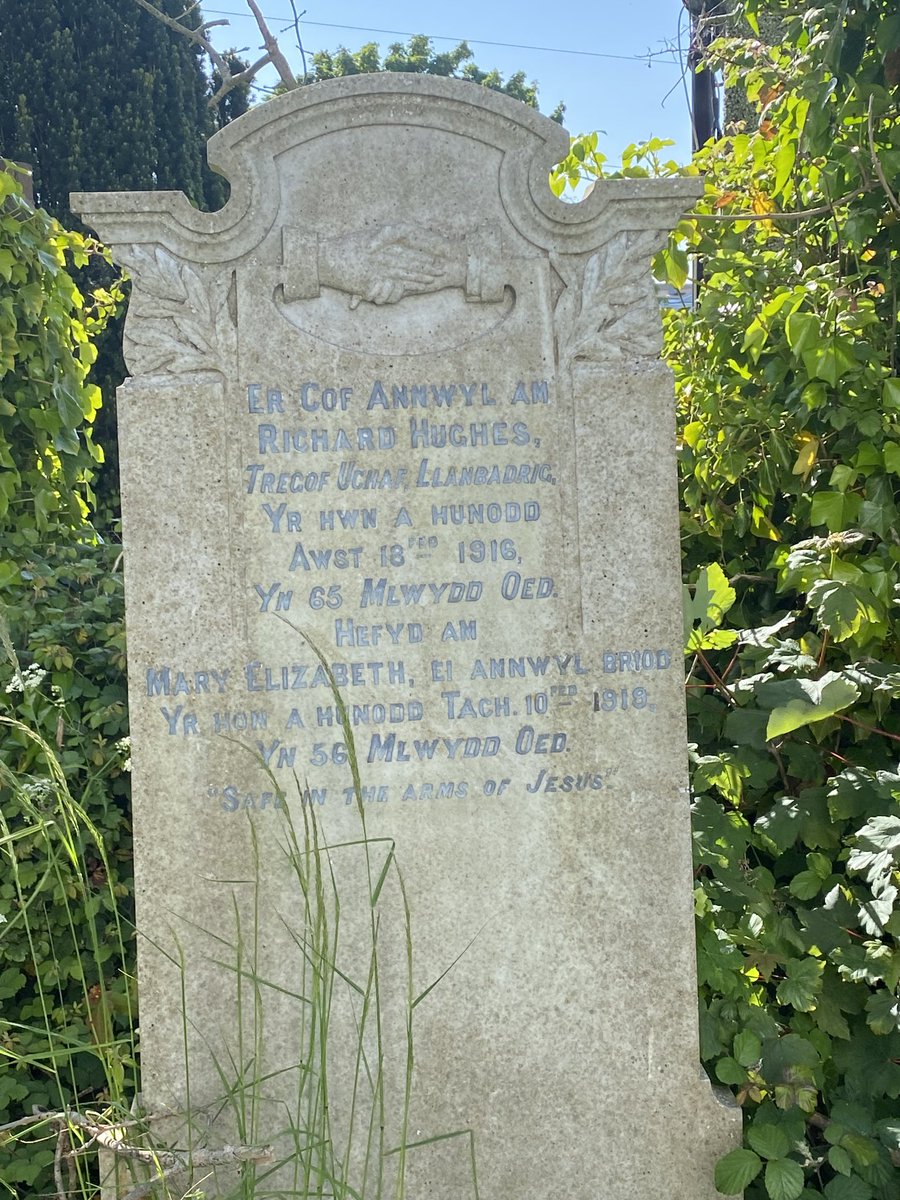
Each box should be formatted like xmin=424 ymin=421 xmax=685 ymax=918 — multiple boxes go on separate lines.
xmin=282 ymin=222 xmax=505 ymax=308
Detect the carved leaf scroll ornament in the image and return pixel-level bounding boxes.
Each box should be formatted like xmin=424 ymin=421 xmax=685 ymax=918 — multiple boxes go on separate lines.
xmin=119 ymin=245 xmax=236 ymax=378
xmin=552 ymin=229 xmax=665 ymax=373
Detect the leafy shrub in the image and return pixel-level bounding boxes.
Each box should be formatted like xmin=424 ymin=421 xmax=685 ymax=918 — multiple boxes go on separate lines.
xmin=673 ymin=2 xmax=900 ymax=1195
xmin=553 ymin=1 xmax=900 ymax=1194
xmin=0 ymin=168 xmax=131 ymax=1197
xmin=0 ymin=544 xmax=133 ymax=1196
xmin=0 ymin=169 xmax=121 ymax=561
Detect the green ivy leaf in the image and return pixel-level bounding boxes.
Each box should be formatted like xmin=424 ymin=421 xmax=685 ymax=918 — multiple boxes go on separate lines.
xmin=807 ymin=852 xmax=832 ymax=879
xmin=0 ymin=561 xmax=21 ymax=588
xmin=690 ymin=628 xmax=740 ymax=651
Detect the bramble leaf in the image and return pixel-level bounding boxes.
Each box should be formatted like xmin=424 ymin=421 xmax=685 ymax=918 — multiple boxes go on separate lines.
xmin=824 ymin=1175 xmax=873 ymax=1200
xmin=748 ymin=1122 xmax=790 ymax=1160
xmin=764 ymin=1157 xmax=804 ymax=1200
xmin=715 ymin=1149 xmax=763 ymax=1194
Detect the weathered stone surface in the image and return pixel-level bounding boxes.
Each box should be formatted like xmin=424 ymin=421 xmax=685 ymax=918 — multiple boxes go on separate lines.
xmin=74 ymin=74 xmax=740 ymax=1200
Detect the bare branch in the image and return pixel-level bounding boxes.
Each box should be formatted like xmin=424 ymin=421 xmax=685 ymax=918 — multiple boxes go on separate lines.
xmin=867 ymin=96 xmax=900 ymax=217
xmin=288 ymin=0 xmax=309 ymax=82
xmin=120 ymin=1167 xmax=201 ymax=1200
xmin=687 ymin=188 xmax=869 ymax=222
xmin=4 ymin=1108 xmax=273 ymax=1200
xmin=133 ymin=0 xmax=285 ymax=105
xmin=209 ymin=53 xmax=272 ymax=107
xmin=246 ymin=0 xmax=298 ymax=89
xmin=106 ymin=1123 xmax=275 ymax=1200
xmin=173 ymin=0 xmax=201 ymax=18
xmin=53 ymin=1125 xmax=68 ymax=1200
xmin=134 ymin=0 xmax=233 ymax=85
xmin=63 ymin=1112 xmax=272 ymax=1171
xmin=0 ymin=1112 xmax=58 ymax=1134
xmin=118 ymin=1142 xmax=274 ymax=1200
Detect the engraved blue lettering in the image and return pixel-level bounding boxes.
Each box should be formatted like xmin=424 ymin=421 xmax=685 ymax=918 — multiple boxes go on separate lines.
xmin=288 ymin=544 xmax=364 ymax=571
xmin=602 ymin=649 xmax=671 ymax=672
xmin=367 ymin=380 xmax=388 ymax=409
xmin=213 ymin=711 xmax=268 ymax=733
xmin=262 ymin=503 xmax=301 ymax=533
xmin=319 ymin=509 xmax=377 ymax=530
xmin=441 ymin=691 xmax=511 ymax=719
xmin=500 ymin=572 xmax=554 ymax=601
xmin=255 ymin=581 xmax=293 ymax=611
xmin=161 ymin=704 xmax=183 ymax=734
xmin=258 ymin=738 xmax=297 ymax=768
xmin=146 ymin=667 xmax=170 ymax=695
xmin=515 ymin=726 xmax=568 ymax=755
xmin=441 ymin=620 xmax=476 ymax=642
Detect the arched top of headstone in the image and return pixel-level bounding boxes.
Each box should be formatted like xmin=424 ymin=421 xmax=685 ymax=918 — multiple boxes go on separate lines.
xmin=72 ymin=73 xmax=700 ymax=264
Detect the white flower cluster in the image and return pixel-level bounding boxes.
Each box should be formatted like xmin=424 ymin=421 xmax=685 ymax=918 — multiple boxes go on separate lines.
xmin=115 ymin=736 xmax=132 ymax=772
xmin=19 ymin=778 xmax=55 ymax=802
xmin=5 ymin=663 xmax=47 ymax=694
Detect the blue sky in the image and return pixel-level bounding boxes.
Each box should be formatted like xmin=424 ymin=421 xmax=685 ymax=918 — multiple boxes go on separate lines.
xmin=202 ymin=0 xmax=694 ymax=164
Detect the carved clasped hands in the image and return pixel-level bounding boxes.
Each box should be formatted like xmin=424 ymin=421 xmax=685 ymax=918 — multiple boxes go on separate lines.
xmin=319 ymin=223 xmax=465 ymax=308
xmin=281 ymin=222 xmax=506 ymax=308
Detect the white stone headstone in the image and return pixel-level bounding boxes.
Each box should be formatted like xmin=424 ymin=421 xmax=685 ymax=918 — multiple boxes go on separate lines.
xmin=74 ymin=74 xmax=739 ymax=1200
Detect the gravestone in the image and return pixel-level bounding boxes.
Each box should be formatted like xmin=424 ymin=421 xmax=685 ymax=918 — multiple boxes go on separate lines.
xmin=74 ymin=74 xmax=740 ymax=1200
